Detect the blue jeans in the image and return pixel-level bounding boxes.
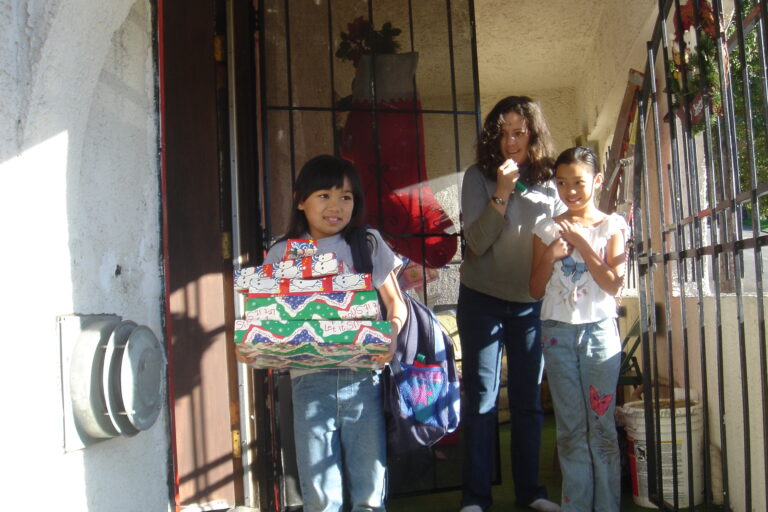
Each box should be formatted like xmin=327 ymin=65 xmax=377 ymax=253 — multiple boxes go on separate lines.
xmin=457 ymin=285 xmax=548 ymax=509
xmin=291 ymin=370 xmax=387 ymax=512
xmin=541 ymin=318 xmax=621 ymax=512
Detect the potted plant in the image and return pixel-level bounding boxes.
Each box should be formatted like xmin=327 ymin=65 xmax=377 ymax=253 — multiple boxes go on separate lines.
xmin=335 ymin=17 xmax=416 ymax=104
xmin=666 ymin=0 xmax=724 ymax=132
xmin=335 ymin=16 xmax=402 ymax=68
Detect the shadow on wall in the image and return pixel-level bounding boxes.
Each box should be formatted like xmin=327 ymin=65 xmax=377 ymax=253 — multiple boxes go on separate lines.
xmin=171 ymin=312 xmax=233 ymax=502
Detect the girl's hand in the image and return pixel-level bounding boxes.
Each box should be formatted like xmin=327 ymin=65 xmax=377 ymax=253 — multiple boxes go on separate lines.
xmin=235 ymin=347 xmax=257 ymax=365
xmin=371 ymin=342 xmax=396 ymax=364
xmin=371 ymin=315 xmax=402 ymax=364
xmin=375 ymin=270 xmax=407 ymax=366
xmin=495 ymin=159 xmax=520 ymax=197
xmin=547 ymin=237 xmax=571 ymax=261
xmin=556 ymin=219 xmax=588 ymax=249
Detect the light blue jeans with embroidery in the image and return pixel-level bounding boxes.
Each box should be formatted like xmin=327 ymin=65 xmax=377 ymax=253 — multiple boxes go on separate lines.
xmin=541 ymin=317 xmax=622 ymax=512
xmin=291 ymin=369 xmax=386 ymax=512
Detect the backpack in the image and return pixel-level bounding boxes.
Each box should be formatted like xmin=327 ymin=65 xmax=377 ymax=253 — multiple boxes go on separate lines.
xmin=348 ymin=227 xmax=461 ymax=454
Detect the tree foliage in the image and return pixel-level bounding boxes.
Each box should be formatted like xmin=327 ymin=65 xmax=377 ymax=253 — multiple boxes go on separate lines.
xmin=699 ymin=0 xmax=768 ymax=223
xmin=724 ymin=0 xmax=768 ymax=222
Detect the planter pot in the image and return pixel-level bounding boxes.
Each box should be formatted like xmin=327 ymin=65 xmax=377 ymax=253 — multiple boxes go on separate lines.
xmin=351 ymin=52 xmax=419 ymax=103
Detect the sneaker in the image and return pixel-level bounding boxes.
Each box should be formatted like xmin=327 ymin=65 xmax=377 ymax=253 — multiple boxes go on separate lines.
xmin=528 ymin=498 xmax=561 ymax=512
xmin=458 ymin=506 xmax=483 ymax=512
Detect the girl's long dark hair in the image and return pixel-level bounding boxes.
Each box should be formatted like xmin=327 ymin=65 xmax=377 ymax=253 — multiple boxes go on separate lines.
xmin=283 ymin=155 xmax=366 ymax=242
xmin=476 ymin=95 xmax=556 ymax=185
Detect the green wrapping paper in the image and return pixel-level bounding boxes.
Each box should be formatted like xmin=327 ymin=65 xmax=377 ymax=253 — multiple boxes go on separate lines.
xmin=244 ymin=290 xmax=380 ymax=321
xmin=234 ymin=319 xmax=391 ymax=369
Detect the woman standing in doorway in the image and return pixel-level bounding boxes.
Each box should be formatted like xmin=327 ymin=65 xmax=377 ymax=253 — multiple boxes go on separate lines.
xmin=458 ymin=96 xmax=564 ymax=512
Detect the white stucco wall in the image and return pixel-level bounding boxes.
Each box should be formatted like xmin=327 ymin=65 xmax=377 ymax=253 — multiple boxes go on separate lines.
xmin=576 ymin=0 xmax=657 ymax=157
xmin=474 ymin=1 xmax=658 ymax=157
xmin=679 ymin=295 xmax=768 ymax=511
xmin=0 ymin=1 xmax=171 ymax=510
xmin=619 ymin=292 xmax=768 ymax=511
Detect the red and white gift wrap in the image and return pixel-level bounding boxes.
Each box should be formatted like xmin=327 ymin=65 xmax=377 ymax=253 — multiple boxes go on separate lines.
xmin=246 ymin=273 xmax=372 ymax=297
xmin=232 ymin=238 xmax=384 ymax=369
xmin=234 ymin=252 xmax=343 ymax=292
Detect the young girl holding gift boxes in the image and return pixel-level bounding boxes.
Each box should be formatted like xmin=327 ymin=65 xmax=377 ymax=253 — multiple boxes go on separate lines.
xmin=258 ymin=155 xmax=407 ymax=512
xmin=529 ymin=146 xmax=629 ymax=511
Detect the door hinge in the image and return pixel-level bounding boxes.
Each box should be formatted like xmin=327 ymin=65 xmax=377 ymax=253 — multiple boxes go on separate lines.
xmin=232 ymin=429 xmax=241 ymax=458
xmin=213 ymin=34 xmax=224 ymax=62
xmin=222 ymin=231 xmax=232 ymax=260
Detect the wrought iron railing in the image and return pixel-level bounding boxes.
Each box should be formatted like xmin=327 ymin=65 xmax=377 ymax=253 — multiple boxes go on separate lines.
xmin=631 ymin=1 xmax=768 ymax=510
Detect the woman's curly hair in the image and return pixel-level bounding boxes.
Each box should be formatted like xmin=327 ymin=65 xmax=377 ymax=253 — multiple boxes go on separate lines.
xmin=476 ymin=96 xmax=556 ymax=185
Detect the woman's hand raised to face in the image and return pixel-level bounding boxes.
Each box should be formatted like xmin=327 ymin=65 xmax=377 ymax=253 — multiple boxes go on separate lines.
xmin=495 ymin=158 xmax=520 ymax=197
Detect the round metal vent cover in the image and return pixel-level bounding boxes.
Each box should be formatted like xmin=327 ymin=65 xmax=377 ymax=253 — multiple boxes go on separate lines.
xmin=119 ymin=325 xmax=165 ymax=431
xmin=102 ymin=320 xmax=140 ymax=436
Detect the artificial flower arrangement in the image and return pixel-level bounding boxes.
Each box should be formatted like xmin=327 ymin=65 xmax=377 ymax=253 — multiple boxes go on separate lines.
xmin=666 ymin=0 xmax=724 ymax=131
xmin=335 ymin=16 xmax=402 ymax=67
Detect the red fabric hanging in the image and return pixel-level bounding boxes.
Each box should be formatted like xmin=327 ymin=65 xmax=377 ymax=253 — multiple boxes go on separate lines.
xmin=340 ymin=97 xmax=456 ymax=268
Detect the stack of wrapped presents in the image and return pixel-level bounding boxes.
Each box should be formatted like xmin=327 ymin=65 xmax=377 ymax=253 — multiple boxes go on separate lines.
xmin=233 ymin=239 xmax=391 ymax=369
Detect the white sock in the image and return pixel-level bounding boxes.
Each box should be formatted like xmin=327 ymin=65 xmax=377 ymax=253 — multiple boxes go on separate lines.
xmin=528 ymin=498 xmax=561 ymax=512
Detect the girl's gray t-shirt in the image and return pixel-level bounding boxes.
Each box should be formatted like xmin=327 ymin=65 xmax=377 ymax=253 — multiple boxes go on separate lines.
xmin=263 ymin=228 xmax=401 ymax=288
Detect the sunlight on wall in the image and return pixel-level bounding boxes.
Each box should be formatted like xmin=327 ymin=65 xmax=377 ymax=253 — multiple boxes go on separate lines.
xmin=0 ymin=130 xmax=73 ymax=312
xmin=0 ymin=130 xmax=76 ymax=490
xmin=629 ymin=294 xmax=768 ymax=511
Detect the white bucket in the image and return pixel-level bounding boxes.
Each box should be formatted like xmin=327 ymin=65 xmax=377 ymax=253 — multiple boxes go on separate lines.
xmin=619 ymin=399 xmax=704 ymax=508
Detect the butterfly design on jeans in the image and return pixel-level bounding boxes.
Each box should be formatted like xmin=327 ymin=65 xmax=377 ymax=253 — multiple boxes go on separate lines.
xmin=560 ymin=255 xmax=588 ymax=282
xmin=589 ymin=385 xmax=614 ymax=416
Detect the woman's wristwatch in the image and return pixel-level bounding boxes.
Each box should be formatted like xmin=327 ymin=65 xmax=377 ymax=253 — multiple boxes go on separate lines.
xmin=491 ymin=196 xmax=507 ymax=205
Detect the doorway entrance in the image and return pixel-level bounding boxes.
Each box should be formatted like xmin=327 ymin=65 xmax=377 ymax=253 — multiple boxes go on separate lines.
xmin=160 ymin=0 xmax=484 ymax=509
xmin=229 ymin=0 xmax=482 ymax=509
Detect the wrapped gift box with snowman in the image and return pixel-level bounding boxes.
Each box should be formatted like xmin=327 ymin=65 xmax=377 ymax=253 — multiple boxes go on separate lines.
xmin=233 ymin=239 xmax=391 ymax=369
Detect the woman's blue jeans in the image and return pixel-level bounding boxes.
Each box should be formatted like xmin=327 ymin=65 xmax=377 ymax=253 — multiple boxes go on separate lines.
xmin=541 ymin=318 xmax=621 ymax=511
xmin=291 ymin=370 xmax=387 ymax=512
xmin=457 ymin=284 xmax=548 ymax=509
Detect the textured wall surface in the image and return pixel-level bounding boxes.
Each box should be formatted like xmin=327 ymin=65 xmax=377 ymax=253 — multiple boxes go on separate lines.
xmin=0 ymin=1 xmax=170 ymax=510
xmin=475 ymin=0 xmax=656 ymax=154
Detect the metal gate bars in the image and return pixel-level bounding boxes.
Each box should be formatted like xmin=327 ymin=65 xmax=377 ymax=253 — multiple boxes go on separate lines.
xmin=631 ymin=0 xmax=768 ymax=510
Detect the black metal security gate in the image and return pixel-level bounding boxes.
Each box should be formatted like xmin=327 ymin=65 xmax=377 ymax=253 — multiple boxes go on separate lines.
xmin=624 ymin=0 xmax=768 ymax=510
xmin=258 ymin=0 xmax=479 ymax=293
xmin=254 ymin=0 xmax=481 ymax=508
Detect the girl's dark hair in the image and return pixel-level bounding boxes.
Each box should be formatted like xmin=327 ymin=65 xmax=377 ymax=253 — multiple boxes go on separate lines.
xmin=554 ymin=146 xmax=600 ymax=175
xmin=284 ymin=155 xmax=366 ymax=241
xmin=476 ymin=95 xmax=556 ymax=185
